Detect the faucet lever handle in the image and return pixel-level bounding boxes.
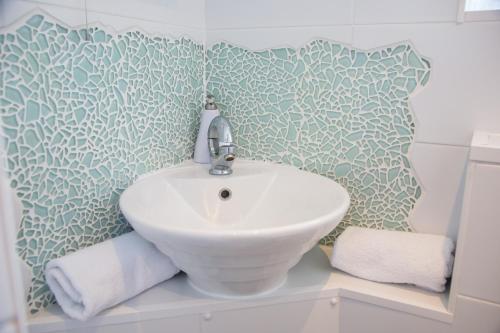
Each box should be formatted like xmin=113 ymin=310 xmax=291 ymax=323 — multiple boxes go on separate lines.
xmin=218 ymin=142 xmax=236 ymax=148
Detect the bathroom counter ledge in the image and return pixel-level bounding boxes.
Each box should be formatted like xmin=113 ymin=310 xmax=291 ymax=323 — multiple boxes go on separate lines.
xmin=28 ymin=246 xmax=452 ymax=333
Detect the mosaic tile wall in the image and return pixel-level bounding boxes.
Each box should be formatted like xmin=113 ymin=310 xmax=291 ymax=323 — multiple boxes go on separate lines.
xmin=0 ymin=15 xmax=204 ymax=312
xmin=0 ymin=12 xmax=431 ymax=313
xmin=206 ymin=41 xmax=431 ymax=244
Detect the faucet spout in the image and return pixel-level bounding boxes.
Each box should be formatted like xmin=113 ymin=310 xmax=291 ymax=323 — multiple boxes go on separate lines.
xmin=208 ymin=116 xmax=236 ymax=175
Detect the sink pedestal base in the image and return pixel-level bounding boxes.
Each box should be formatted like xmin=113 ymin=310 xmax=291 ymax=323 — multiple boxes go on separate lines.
xmin=187 ymin=274 xmax=288 ymax=299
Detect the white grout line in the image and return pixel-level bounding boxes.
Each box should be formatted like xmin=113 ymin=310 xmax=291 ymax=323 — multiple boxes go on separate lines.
xmin=205 ymin=20 xmax=462 ymax=32
xmin=414 ymin=141 xmax=470 ymax=149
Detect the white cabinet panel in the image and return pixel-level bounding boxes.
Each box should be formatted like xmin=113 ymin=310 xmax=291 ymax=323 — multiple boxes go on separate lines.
xmin=49 ymin=315 xmax=200 ymax=333
xmin=340 ymin=298 xmax=451 ymax=333
xmin=202 ymin=298 xmax=339 ymax=333
xmin=452 ymin=296 xmax=500 ymax=333
xmin=455 ymin=163 xmax=500 ymax=304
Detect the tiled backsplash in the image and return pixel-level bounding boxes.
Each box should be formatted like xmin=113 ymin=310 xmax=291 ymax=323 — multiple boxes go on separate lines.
xmin=0 ymin=14 xmax=431 ymax=313
xmin=0 ymin=15 xmax=204 ymax=312
xmin=206 ymin=41 xmax=431 ymax=244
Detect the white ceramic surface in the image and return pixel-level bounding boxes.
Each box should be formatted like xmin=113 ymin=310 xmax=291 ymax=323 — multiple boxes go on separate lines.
xmin=409 ymin=143 xmax=468 ymax=240
xmin=120 ymin=160 xmax=350 ymax=297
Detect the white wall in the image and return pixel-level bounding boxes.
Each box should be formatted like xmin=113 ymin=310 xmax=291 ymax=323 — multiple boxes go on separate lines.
xmin=0 ymin=0 xmax=206 ymax=244
xmin=1 ymin=0 xmax=498 ymax=242
xmin=0 ymin=126 xmax=28 ymax=332
xmin=0 ymin=0 xmax=205 ymax=41
xmin=206 ymin=0 xmax=500 ymax=240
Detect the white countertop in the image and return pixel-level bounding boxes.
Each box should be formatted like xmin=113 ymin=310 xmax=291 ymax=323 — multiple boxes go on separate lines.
xmin=28 ymin=246 xmax=452 ymax=333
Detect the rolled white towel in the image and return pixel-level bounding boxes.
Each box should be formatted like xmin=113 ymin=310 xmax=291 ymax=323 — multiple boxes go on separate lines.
xmin=330 ymin=226 xmax=454 ymax=292
xmin=45 ymin=231 xmax=179 ymax=320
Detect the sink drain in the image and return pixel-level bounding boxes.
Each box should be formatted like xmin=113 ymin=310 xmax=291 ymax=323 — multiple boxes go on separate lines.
xmin=219 ymin=188 xmax=232 ymax=201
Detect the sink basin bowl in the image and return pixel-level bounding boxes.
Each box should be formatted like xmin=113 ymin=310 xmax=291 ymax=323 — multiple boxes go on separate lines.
xmin=120 ymin=160 xmax=350 ymax=298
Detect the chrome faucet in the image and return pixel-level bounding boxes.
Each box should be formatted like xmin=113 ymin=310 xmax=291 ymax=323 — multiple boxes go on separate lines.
xmin=208 ymin=116 xmax=236 ymax=175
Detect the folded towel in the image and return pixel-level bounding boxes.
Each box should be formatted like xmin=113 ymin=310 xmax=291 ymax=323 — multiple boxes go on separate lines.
xmin=45 ymin=231 xmax=179 ymax=320
xmin=330 ymin=227 xmax=454 ymax=292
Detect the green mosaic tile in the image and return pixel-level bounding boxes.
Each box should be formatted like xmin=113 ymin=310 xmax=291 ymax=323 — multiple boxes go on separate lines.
xmin=206 ymin=41 xmax=431 ymax=244
xmin=2 ymin=14 xmax=431 ymax=314
xmin=0 ymin=15 xmax=204 ymax=313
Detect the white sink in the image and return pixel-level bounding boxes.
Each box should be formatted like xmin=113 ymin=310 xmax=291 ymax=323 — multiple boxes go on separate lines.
xmin=120 ymin=160 xmax=350 ymax=298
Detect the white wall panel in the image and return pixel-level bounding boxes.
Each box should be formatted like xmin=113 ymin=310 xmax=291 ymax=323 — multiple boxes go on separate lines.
xmin=454 ymin=163 xmax=500 ymax=304
xmin=203 ymin=2 xmax=500 ymax=247
xmin=0 ymin=229 xmax=16 ymax=323
xmin=85 ymin=11 xmax=204 ymax=42
xmin=14 ymin=0 xmax=84 ymax=10
xmin=352 ymin=22 xmax=500 ymax=147
xmin=1 ymin=0 xmax=205 ymax=37
xmin=86 ymin=0 xmax=205 ymax=30
xmin=409 ymin=143 xmax=469 ymax=240
xmin=0 ymin=114 xmax=27 ymax=333
xmin=206 ymin=26 xmax=352 ymax=49
xmin=353 ymin=0 xmax=459 ymax=24
xmin=0 ymin=0 xmax=86 ymax=28
xmin=206 ymin=0 xmax=353 ymax=30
